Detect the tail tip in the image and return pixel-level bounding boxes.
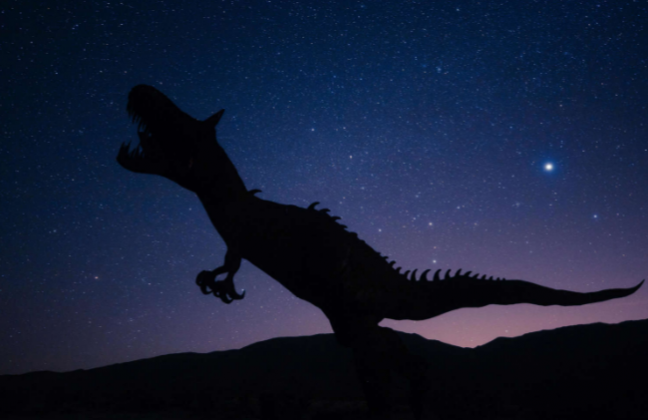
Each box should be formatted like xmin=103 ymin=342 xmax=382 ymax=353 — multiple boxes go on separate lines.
xmin=626 ymin=279 xmax=644 ymax=295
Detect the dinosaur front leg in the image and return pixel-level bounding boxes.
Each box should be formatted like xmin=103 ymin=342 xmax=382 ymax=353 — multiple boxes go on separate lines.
xmin=195 ymin=249 xmax=245 ymax=304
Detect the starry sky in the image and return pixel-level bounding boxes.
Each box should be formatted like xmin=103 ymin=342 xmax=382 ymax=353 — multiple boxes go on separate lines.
xmin=1 ymin=0 xmax=647 ymax=375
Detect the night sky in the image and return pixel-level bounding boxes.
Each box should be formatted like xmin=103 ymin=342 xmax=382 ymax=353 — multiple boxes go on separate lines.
xmin=2 ymin=0 xmax=647 ymax=376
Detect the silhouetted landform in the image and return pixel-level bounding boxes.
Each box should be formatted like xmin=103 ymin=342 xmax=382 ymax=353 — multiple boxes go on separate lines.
xmin=1 ymin=319 xmax=646 ymax=419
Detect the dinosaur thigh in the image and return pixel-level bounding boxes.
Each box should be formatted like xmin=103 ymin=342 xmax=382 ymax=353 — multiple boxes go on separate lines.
xmin=324 ymin=308 xmax=383 ymax=348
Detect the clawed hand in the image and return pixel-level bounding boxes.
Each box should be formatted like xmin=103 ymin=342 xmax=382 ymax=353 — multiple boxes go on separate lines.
xmin=196 ymin=267 xmax=245 ymax=304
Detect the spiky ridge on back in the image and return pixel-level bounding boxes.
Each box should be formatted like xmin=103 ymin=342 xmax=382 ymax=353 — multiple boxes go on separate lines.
xmin=304 ymin=201 xmax=499 ymax=286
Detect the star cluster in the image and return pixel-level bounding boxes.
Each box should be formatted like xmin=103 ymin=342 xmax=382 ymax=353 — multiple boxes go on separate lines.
xmin=1 ymin=0 xmax=647 ymax=375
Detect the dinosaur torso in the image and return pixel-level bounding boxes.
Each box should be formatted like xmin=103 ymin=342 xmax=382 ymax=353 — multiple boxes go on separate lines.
xmin=194 ymin=174 xmax=643 ymax=324
xmin=198 ymin=192 xmax=404 ymax=318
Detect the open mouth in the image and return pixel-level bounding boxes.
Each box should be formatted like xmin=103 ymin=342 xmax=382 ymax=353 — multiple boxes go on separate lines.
xmin=117 ymin=130 xmax=160 ymax=172
xmin=117 ymin=115 xmax=170 ymax=176
xmin=117 ymin=85 xmax=196 ymax=175
xmin=117 ymin=84 xmax=226 ymax=191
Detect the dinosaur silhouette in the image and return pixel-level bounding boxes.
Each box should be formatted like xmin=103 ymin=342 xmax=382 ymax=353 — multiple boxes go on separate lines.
xmin=117 ymin=84 xmax=644 ymax=420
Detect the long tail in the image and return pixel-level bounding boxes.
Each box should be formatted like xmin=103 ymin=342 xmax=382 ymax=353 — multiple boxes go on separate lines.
xmin=384 ymin=269 xmax=644 ymax=321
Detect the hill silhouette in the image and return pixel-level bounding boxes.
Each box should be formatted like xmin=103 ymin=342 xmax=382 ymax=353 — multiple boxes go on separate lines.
xmin=1 ymin=319 xmax=647 ymax=419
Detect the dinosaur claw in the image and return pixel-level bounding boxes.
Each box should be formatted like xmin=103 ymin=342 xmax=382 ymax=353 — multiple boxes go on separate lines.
xmin=229 ymin=287 xmax=246 ymax=300
xmin=196 ymin=270 xmax=217 ymax=295
xmin=196 ymin=266 xmax=245 ymax=303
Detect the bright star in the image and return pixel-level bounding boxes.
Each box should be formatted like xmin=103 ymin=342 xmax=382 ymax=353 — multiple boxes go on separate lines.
xmin=544 ymin=162 xmax=554 ymax=172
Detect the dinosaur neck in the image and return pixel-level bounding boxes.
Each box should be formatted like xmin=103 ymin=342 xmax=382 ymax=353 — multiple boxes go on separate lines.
xmin=196 ymin=185 xmax=250 ymax=247
xmin=193 ymin=143 xmax=248 ymax=201
xmin=193 ymin=142 xmax=252 ymax=244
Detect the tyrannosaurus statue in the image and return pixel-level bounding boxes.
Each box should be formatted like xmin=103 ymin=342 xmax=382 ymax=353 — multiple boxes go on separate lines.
xmin=117 ymin=85 xmax=643 ymax=420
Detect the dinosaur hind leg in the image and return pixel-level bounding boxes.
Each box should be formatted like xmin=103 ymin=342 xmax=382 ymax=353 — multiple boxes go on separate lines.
xmin=400 ymin=352 xmax=430 ymax=420
xmin=354 ymin=341 xmax=393 ymax=420
xmin=328 ymin=314 xmax=431 ymax=420
xmin=369 ymin=328 xmax=431 ymax=420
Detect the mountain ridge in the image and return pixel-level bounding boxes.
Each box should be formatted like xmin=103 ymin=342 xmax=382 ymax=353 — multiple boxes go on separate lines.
xmin=2 ymin=318 xmax=647 ymax=419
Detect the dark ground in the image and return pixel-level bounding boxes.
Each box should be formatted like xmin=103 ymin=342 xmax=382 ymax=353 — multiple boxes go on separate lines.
xmin=2 ymin=319 xmax=647 ymax=419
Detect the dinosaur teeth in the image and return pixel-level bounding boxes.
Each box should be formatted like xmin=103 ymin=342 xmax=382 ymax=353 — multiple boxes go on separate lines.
xmin=404 ymin=270 xmax=410 ymax=278
xmin=420 ymin=269 xmax=431 ymax=281
xmin=396 ymin=267 xmax=402 ymax=274
xmin=129 ymin=145 xmax=144 ymax=159
xmin=410 ymin=269 xmax=418 ymax=281
xmin=321 ymin=208 xmax=330 ymax=213
xmin=472 ymin=273 xmax=479 ymax=279
xmin=389 ymin=261 xmax=396 ymax=267
xmin=444 ymin=269 xmax=452 ymax=280
xmin=332 ymin=216 xmax=341 ymax=221
xmin=454 ymin=269 xmax=462 ymax=278
xmin=433 ymin=269 xmax=441 ymax=281
xmin=307 ymin=202 xmax=319 ymax=210
xmin=464 ymin=271 xmax=472 ymax=277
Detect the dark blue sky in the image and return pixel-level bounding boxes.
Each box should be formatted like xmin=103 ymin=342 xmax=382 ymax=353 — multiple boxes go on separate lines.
xmin=1 ymin=0 xmax=647 ymax=375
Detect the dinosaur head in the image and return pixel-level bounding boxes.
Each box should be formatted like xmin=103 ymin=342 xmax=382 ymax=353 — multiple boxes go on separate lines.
xmin=117 ymin=84 xmax=225 ymax=192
